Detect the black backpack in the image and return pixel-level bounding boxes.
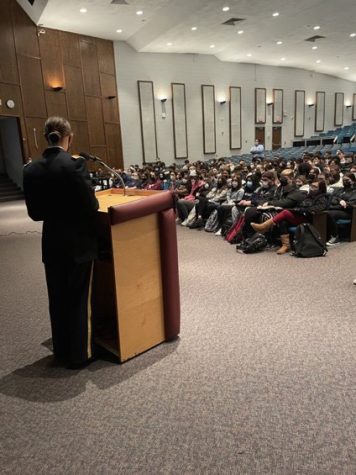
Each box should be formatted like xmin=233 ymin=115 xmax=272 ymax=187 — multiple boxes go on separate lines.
xmin=239 ymin=232 xmax=267 ymax=254
xmin=293 ymin=223 xmax=327 ymax=258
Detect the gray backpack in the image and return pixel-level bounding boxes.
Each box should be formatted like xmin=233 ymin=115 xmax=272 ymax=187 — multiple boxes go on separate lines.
xmin=204 ymin=209 xmax=219 ymax=232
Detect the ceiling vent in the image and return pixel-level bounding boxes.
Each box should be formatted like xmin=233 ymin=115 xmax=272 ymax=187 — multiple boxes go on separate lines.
xmin=305 ymin=35 xmax=325 ymax=42
xmin=222 ymin=18 xmax=245 ymax=26
xmin=111 ymin=0 xmax=129 ymax=4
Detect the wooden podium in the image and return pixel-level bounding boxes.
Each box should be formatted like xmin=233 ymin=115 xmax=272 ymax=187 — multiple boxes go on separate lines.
xmin=92 ymin=188 xmax=180 ymax=362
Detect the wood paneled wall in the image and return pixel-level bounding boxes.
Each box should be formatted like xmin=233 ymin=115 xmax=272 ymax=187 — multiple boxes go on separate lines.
xmin=0 ymin=0 xmax=123 ymax=168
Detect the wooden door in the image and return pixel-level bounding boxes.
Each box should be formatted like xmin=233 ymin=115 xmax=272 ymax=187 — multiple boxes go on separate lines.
xmin=255 ymin=126 xmax=265 ymax=145
xmin=272 ymin=126 xmax=282 ymax=150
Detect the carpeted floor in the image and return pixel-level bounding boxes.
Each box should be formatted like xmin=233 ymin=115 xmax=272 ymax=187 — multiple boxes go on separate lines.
xmin=1 ymin=201 xmax=356 ymax=474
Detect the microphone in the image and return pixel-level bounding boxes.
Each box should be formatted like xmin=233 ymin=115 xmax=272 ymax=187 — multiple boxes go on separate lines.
xmin=80 ymin=152 xmax=126 ymax=196
xmin=79 ymin=152 xmax=100 ymax=162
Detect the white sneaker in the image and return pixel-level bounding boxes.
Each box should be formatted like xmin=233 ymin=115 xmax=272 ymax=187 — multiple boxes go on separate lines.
xmin=215 ymin=228 xmax=222 ymax=236
xmin=326 ymin=236 xmax=340 ymax=246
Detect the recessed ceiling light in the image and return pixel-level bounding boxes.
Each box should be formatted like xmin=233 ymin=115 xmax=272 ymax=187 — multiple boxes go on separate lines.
xmin=247 ymin=53 xmax=252 ymax=57
xmin=116 ymin=29 xmax=123 ymax=33
xmin=272 ymin=12 xmax=279 ymax=17
xmin=280 ymin=57 xmax=286 ymax=61
xmin=191 ymin=27 xmax=197 ymax=31
xmin=316 ymin=59 xmax=321 ymax=63
xmin=344 ymin=66 xmax=350 ymax=70
xmin=136 ymin=10 xmax=143 ymax=15
xmin=313 ymin=25 xmax=320 ymax=30
xmin=276 ymin=41 xmax=283 ymax=45
xmin=167 ymin=42 xmax=172 ymax=46
xmin=210 ymin=44 xmax=215 ymax=48
xmin=238 ymin=30 xmax=244 ymax=34
xmin=312 ymin=46 xmax=318 ymax=50
xmin=80 ymin=8 xmax=87 ymax=13
xmin=222 ymin=6 xmax=230 ymax=12
xmin=350 ymin=33 xmax=356 ymax=37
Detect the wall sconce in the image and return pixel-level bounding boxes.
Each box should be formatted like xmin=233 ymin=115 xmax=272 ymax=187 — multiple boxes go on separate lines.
xmin=51 ymin=86 xmax=63 ymax=92
xmin=308 ymin=103 xmax=315 ymax=107
xmin=219 ymin=100 xmax=226 ymax=105
xmin=267 ymin=102 xmax=273 ymax=106
xmin=37 ymin=28 xmax=46 ymax=37
xmin=107 ymin=95 xmax=116 ymax=99
xmin=345 ymin=104 xmax=352 ymax=109
xmin=160 ymin=98 xmax=167 ymax=118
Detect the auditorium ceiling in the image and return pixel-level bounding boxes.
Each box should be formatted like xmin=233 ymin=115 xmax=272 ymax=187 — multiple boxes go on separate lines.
xmin=17 ymin=0 xmax=356 ymax=82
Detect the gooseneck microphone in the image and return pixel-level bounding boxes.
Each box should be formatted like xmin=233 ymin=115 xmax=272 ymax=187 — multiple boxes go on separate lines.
xmin=80 ymin=152 xmax=126 ymax=196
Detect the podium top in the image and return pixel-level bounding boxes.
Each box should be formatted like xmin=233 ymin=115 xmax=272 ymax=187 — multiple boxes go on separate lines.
xmin=95 ymin=189 xmax=164 ymax=214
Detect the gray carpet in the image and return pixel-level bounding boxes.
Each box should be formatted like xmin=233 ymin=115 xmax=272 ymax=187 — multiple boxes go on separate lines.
xmin=1 ymin=201 xmax=356 ymax=474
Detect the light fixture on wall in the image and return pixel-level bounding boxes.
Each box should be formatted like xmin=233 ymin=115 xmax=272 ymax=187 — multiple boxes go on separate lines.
xmin=308 ymin=103 xmax=315 ymax=107
xmin=107 ymin=95 xmax=116 ymax=99
xmin=37 ymin=26 xmax=46 ymax=37
xmin=160 ymin=98 xmax=167 ymax=118
xmin=267 ymin=102 xmax=273 ymax=106
xmin=345 ymin=104 xmax=352 ymax=109
xmin=51 ymin=86 xmax=63 ymax=92
xmin=219 ymin=100 xmax=226 ymax=105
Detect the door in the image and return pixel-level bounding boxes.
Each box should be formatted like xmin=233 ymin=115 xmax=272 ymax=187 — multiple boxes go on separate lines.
xmin=255 ymin=126 xmax=265 ymax=145
xmin=272 ymin=126 xmax=282 ymax=150
xmin=0 ymin=116 xmax=25 ymax=187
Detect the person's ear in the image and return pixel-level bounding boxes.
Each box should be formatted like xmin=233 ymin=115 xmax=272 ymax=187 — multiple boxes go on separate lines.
xmin=67 ymin=133 xmax=73 ymax=152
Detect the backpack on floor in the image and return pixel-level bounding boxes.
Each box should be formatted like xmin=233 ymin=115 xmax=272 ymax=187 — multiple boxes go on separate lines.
xmin=293 ymin=223 xmax=327 ymax=258
xmin=204 ymin=209 xmax=219 ymax=233
xmin=225 ymin=215 xmax=245 ymax=244
xmin=239 ymin=232 xmax=267 ymax=254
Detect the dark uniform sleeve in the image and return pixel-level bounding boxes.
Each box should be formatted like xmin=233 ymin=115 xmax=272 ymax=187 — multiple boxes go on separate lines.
xmin=69 ymin=156 xmax=99 ymax=217
xmin=23 ymin=163 xmax=46 ymax=221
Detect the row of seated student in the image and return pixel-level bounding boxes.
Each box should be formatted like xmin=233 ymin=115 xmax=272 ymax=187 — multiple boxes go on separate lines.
xmin=175 ymin=166 xmax=356 ymax=254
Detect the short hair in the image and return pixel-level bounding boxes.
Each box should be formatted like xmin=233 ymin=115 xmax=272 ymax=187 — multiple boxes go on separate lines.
xmin=44 ymin=116 xmax=72 ymax=146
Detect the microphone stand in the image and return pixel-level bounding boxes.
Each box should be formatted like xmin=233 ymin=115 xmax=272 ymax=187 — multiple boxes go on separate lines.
xmin=93 ymin=158 xmax=127 ymax=197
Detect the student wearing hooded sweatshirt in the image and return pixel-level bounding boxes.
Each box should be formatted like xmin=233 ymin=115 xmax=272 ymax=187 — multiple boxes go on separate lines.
xmin=254 ymin=172 xmax=307 ymax=253
xmin=241 ymin=171 xmax=278 ymax=237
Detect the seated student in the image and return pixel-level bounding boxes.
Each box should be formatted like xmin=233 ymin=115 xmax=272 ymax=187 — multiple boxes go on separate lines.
xmin=231 ymin=174 xmax=261 ymax=223
xmin=176 ymin=174 xmax=205 ymax=222
xmin=325 ymin=172 xmax=356 ymax=246
xmin=144 ymin=171 xmax=162 ymax=190
xmin=241 ymin=171 xmax=278 ymax=237
xmin=264 ymin=172 xmax=307 ymax=210
xmin=251 ymin=180 xmax=328 ymax=254
xmin=189 ymin=177 xmax=227 ymax=229
xmin=215 ymin=177 xmax=245 ymax=235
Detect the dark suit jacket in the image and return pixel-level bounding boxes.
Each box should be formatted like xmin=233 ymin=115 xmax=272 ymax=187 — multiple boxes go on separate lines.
xmin=23 ymin=147 xmax=99 ymax=263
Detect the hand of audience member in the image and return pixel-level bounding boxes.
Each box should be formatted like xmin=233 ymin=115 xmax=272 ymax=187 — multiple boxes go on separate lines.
xmin=340 ymin=200 xmax=347 ymax=208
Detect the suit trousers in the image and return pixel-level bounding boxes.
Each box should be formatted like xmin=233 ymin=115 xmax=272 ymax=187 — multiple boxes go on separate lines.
xmin=44 ymin=260 xmax=93 ymax=366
